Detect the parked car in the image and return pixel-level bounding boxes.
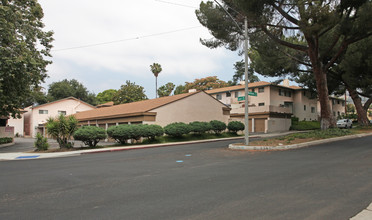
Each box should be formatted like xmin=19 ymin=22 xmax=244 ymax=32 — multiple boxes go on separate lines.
xmin=337 ymin=119 xmax=353 ymax=128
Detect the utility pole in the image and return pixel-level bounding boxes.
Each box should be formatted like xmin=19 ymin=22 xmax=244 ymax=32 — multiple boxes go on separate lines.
xmin=243 ymin=17 xmax=249 ymax=145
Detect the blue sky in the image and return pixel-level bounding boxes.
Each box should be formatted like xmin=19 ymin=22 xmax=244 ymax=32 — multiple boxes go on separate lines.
xmin=38 ymin=0 xmax=276 ymax=99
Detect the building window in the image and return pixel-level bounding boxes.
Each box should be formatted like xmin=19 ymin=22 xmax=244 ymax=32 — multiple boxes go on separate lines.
xmin=342 ymin=101 xmax=345 ymax=106
xmin=58 ymin=111 xmax=67 ymax=116
xmin=226 ymin=92 xmax=231 ymax=97
xmin=251 ymin=88 xmax=255 ymax=92
xmin=288 ymin=91 xmax=292 ymax=97
xmin=39 ymin=110 xmax=48 ymax=114
xmin=235 ymin=91 xmax=239 ymax=98
xmin=303 ymin=91 xmax=306 ymax=96
xmin=279 ymin=89 xmax=282 ymax=96
xmin=333 ymin=111 xmax=336 ymax=116
xmin=337 ymin=100 xmax=340 ymax=104
xmin=258 ymin=87 xmax=264 ymax=93
xmin=284 ymin=90 xmax=287 ymax=96
xmin=332 ymin=99 xmax=335 ymax=105
xmin=216 ymin=94 xmax=222 ymax=100
xmin=258 ymin=103 xmax=265 ymax=106
xmin=304 ymin=105 xmax=306 ymax=111
xmin=311 ymin=107 xmax=315 ymax=113
xmin=337 ymin=111 xmax=340 ymax=116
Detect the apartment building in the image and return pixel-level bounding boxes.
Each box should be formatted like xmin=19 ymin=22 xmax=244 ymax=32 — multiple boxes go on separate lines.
xmin=206 ymin=80 xmax=345 ymax=133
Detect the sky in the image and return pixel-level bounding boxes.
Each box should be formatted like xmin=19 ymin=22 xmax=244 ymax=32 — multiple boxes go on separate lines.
xmin=37 ymin=0 xmax=272 ymax=99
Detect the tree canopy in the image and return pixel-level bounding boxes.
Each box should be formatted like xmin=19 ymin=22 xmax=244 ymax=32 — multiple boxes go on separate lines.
xmin=184 ymin=76 xmax=229 ymax=92
xmin=232 ymin=60 xmax=260 ymax=85
xmin=0 ymin=0 xmax=53 ymax=117
xmin=196 ymin=0 xmax=372 ymax=129
xmin=112 ymin=81 xmax=147 ymax=105
xmin=158 ymin=82 xmax=175 ymax=97
xmin=47 ymin=79 xmax=97 ymax=105
xmin=96 ymin=89 xmax=117 ymax=104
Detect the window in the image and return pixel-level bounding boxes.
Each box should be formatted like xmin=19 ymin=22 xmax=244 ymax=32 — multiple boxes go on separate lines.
xmin=311 ymin=107 xmax=315 ymax=113
xmin=288 ymin=91 xmax=292 ymax=97
xmin=333 ymin=111 xmax=336 ymax=116
xmin=258 ymin=87 xmax=264 ymax=93
xmin=303 ymin=91 xmax=306 ymax=97
xmin=338 ymin=111 xmax=340 ymax=116
xmin=251 ymin=88 xmax=255 ymax=92
xmin=226 ymin=92 xmax=231 ymax=97
xmin=342 ymin=101 xmax=345 ymax=106
xmin=58 ymin=111 xmax=67 ymax=116
xmin=284 ymin=90 xmax=287 ymax=96
xmin=279 ymin=89 xmax=282 ymax=96
xmin=216 ymin=94 xmax=222 ymax=100
xmin=39 ymin=110 xmax=48 ymax=114
xmin=304 ymin=105 xmax=307 ymax=111
xmin=332 ymin=99 xmax=335 ymax=105
xmin=235 ymin=91 xmax=239 ymax=98
xmin=337 ymin=100 xmax=340 ymax=104
xmin=258 ymin=103 xmax=265 ymax=106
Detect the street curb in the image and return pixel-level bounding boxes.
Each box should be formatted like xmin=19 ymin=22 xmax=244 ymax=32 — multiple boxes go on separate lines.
xmin=350 ymin=203 xmax=372 ymax=220
xmin=0 ymin=142 xmax=15 ymax=149
xmin=229 ymin=132 xmax=372 ymax=151
xmin=80 ymin=136 xmax=247 ymax=155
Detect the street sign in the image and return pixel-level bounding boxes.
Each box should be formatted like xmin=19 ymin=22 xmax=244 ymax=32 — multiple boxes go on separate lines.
xmin=238 ymin=92 xmax=257 ymax=101
xmin=248 ymin=92 xmax=257 ymax=96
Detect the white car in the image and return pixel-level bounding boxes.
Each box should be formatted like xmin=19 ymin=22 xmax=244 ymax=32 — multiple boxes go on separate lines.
xmin=337 ymin=119 xmax=353 ymax=128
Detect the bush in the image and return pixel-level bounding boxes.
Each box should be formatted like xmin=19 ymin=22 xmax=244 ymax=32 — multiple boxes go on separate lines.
xmin=227 ymin=121 xmax=245 ymax=133
xmin=73 ymin=126 xmax=107 ymax=147
xmin=34 ymin=133 xmax=49 ymax=151
xmin=209 ymin=120 xmax=227 ymax=134
xmin=141 ymin=124 xmax=164 ymax=140
xmin=290 ymin=121 xmax=320 ymax=130
xmin=164 ymin=122 xmax=191 ymax=137
xmin=0 ymin=137 xmax=13 ymax=145
xmin=107 ymin=124 xmax=132 ymax=144
xmin=189 ymin=121 xmax=212 ymax=134
xmin=46 ymin=114 xmax=78 ymax=149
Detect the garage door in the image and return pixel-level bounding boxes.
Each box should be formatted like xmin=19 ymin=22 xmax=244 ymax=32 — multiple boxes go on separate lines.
xmin=254 ymin=118 xmax=265 ymax=133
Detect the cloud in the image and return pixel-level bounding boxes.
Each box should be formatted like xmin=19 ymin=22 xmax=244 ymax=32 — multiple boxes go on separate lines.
xmin=39 ymin=0 xmax=241 ymax=97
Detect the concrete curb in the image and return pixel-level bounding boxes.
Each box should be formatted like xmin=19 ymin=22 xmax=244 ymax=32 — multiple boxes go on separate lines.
xmin=0 ymin=142 xmax=15 ymax=149
xmin=229 ymin=132 xmax=372 ymax=151
xmin=350 ymin=203 xmax=372 ymax=220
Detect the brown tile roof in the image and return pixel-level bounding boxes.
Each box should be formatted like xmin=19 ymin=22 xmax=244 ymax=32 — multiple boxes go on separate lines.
xmin=74 ymin=92 xmax=199 ymax=121
xmin=289 ymin=85 xmax=303 ymax=90
xmin=32 ymin=97 xmax=95 ymax=109
xmin=205 ymin=81 xmax=271 ymax=94
xmin=96 ymin=101 xmax=114 ymax=108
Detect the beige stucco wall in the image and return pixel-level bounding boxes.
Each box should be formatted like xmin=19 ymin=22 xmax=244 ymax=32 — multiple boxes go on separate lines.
xmin=7 ymin=115 xmax=24 ymax=136
xmin=267 ymin=118 xmax=291 ymax=133
xmin=0 ymin=126 xmax=14 ymax=139
xmin=28 ymin=99 xmax=95 ymax=137
xmin=150 ymin=92 xmax=229 ymax=127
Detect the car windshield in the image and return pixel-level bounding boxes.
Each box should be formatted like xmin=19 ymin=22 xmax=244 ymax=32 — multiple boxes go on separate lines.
xmin=337 ymin=120 xmax=346 ymax=123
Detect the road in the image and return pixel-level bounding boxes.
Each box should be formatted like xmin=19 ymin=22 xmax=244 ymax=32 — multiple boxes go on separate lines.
xmin=1 ymin=136 xmax=372 ymax=219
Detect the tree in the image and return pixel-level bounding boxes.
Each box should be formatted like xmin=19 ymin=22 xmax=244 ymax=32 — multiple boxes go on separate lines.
xmin=46 ymin=115 xmax=78 ymax=149
xmin=112 ymin=81 xmax=147 ymax=105
xmin=96 ymin=89 xmax=117 ymax=104
xmin=157 ymin=82 xmax=175 ymax=97
xmin=184 ymin=76 xmax=229 ymax=92
xmin=150 ymin=63 xmax=162 ymax=98
xmin=0 ymin=0 xmax=53 ymax=118
xmin=47 ymin=79 xmax=97 ymax=105
xmin=22 ymin=86 xmax=48 ymax=107
xmin=196 ymin=1 xmax=372 ymax=129
xmin=232 ymin=60 xmax=260 ymax=85
xmin=174 ymin=85 xmax=186 ymax=95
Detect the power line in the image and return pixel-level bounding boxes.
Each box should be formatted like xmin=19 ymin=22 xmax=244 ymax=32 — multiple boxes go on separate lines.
xmin=154 ymin=0 xmax=197 ymax=9
xmin=52 ymin=26 xmax=202 ymax=52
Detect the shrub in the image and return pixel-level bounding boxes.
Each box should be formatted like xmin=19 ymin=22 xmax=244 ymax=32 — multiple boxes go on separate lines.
xmin=227 ymin=121 xmax=245 ymax=133
xmin=141 ymin=124 xmax=164 ymax=140
xmin=290 ymin=121 xmax=320 ymax=130
xmin=209 ymin=120 xmax=227 ymax=134
xmin=107 ymin=125 xmax=132 ymax=144
xmin=189 ymin=121 xmax=212 ymax=134
xmin=34 ymin=133 xmax=49 ymax=151
xmin=164 ymin=122 xmax=191 ymax=137
xmin=0 ymin=137 xmax=13 ymax=144
xmin=73 ymin=126 xmax=107 ymax=147
xmin=46 ymin=114 xmax=78 ymax=149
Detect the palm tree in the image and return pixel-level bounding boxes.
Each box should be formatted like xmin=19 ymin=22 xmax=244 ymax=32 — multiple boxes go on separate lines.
xmin=150 ymin=63 xmax=162 ymax=98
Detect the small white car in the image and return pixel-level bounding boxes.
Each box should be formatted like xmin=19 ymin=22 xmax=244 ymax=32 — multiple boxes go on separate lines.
xmin=337 ymin=119 xmax=353 ymax=128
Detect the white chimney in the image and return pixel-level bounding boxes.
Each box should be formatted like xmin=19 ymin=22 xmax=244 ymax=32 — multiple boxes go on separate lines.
xmin=188 ymin=89 xmax=197 ymax=93
xmin=239 ymin=81 xmax=245 ymax=85
xmin=283 ymin=79 xmax=290 ymax=87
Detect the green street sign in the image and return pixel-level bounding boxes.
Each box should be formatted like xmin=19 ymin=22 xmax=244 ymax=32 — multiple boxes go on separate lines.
xmin=248 ymin=92 xmax=257 ymax=96
xmin=238 ymin=96 xmax=245 ymax=101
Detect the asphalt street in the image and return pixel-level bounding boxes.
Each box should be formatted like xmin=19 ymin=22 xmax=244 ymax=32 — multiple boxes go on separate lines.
xmin=1 ymin=136 xmax=372 ymax=220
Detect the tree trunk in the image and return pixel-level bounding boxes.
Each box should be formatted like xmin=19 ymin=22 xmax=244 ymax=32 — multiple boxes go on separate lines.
xmin=155 ymin=76 xmax=158 ymax=98
xmin=347 ymin=86 xmax=370 ymax=126
xmin=306 ymin=40 xmax=335 ymax=130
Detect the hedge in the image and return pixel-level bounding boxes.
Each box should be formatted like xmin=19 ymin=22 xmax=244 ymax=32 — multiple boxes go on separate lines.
xmin=164 ymin=122 xmax=191 ymax=137
xmin=107 ymin=124 xmax=164 ymax=144
xmin=189 ymin=121 xmax=212 ymax=134
xmin=0 ymin=137 xmax=13 ymax=145
xmin=209 ymin=120 xmax=227 ymax=134
xmin=73 ymin=126 xmax=107 ymax=147
xmin=227 ymin=121 xmax=245 ymax=133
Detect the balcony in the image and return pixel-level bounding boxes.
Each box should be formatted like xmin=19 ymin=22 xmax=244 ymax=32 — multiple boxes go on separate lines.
xmin=230 ymin=104 xmax=293 ymax=114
